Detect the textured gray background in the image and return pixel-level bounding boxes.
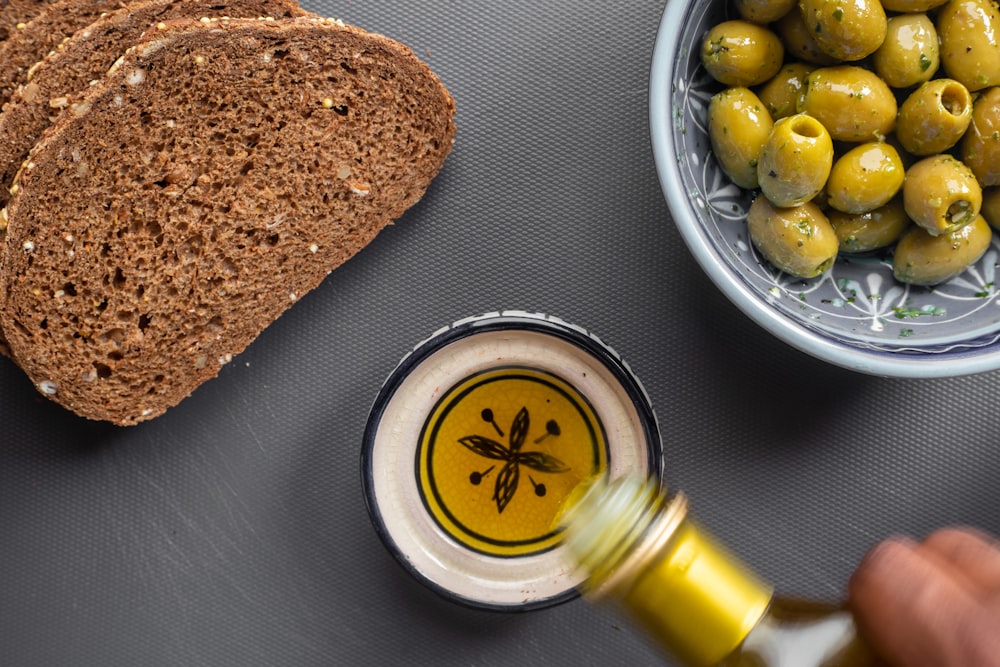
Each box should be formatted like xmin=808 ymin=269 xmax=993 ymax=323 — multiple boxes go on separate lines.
xmin=2 ymin=0 xmax=1000 ymax=665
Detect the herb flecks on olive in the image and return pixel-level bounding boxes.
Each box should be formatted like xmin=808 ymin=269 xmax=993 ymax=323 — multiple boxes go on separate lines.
xmin=799 ymin=0 xmax=887 ymax=61
xmin=701 ymin=20 xmax=784 ymax=87
xmin=893 ymin=215 xmax=992 ymax=285
xmin=708 ymin=87 xmax=774 ymax=189
xmin=747 ymin=196 xmax=838 ymax=278
xmin=773 ymin=9 xmax=839 ymax=65
xmin=961 ymin=87 xmax=1000 ymax=186
xmin=826 ymin=142 xmax=904 ymax=214
xmin=938 ymin=0 xmax=1000 ymax=92
xmin=874 ymin=14 xmax=940 ymax=88
xmin=757 ymin=114 xmax=833 ymax=207
xmin=829 ymin=197 xmax=910 ymax=253
xmin=757 ymin=62 xmax=814 ymax=119
xmin=903 ymin=154 xmax=982 ymax=235
xmin=800 ymin=66 xmax=897 ymax=142
xmin=897 ymin=79 xmax=973 ymax=156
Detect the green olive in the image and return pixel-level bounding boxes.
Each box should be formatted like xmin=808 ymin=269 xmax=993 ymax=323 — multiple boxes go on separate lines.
xmin=938 ymin=0 xmax=1000 ymax=91
xmin=873 ymin=14 xmax=939 ymax=88
xmin=701 ymin=20 xmax=784 ymax=87
xmin=757 ymin=113 xmax=834 ymax=207
xmin=708 ymin=87 xmax=774 ymax=189
xmin=735 ymin=0 xmax=797 ymax=24
xmin=799 ymin=0 xmax=887 ymax=61
xmin=773 ymin=9 xmax=839 ymax=66
xmin=903 ymin=154 xmax=983 ymax=235
xmin=756 ymin=62 xmax=814 ymax=119
xmin=829 ymin=196 xmax=910 ymax=253
xmin=826 ymin=142 xmax=905 ymax=214
xmin=961 ymin=87 xmax=1000 ymax=186
xmin=881 ymin=0 xmax=947 ymax=10
xmin=800 ymin=66 xmax=897 ymax=142
xmin=747 ymin=196 xmax=838 ymax=277
xmin=893 ymin=215 xmax=992 ymax=285
xmin=982 ymin=186 xmax=1000 ymax=230
xmin=896 ymin=79 xmax=973 ymax=156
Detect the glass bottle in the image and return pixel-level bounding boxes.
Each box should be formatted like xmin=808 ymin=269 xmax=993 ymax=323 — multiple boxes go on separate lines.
xmin=559 ymin=476 xmax=873 ymax=667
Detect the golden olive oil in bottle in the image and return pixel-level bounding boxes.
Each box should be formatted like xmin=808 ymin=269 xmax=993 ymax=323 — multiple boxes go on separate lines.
xmin=559 ymin=477 xmax=873 ymax=667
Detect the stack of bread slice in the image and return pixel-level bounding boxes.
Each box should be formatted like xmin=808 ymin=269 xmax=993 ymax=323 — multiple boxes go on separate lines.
xmin=0 ymin=2 xmax=456 ymax=425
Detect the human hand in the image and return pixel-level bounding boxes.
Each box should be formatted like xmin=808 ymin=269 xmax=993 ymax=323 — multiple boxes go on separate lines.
xmin=848 ymin=527 xmax=1000 ymax=667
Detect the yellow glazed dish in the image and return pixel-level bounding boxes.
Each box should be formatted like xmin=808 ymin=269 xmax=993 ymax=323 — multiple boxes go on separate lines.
xmin=362 ymin=312 xmax=661 ymax=609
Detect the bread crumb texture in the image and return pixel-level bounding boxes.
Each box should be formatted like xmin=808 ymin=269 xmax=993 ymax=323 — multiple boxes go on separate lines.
xmin=0 ymin=0 xmax=59 ymax=44
xmin=0 ymin=16 xmax=456 ymax=424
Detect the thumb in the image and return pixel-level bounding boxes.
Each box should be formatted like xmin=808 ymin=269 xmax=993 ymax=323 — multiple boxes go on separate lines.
xmin=848 ymin=536 xmax=999 ymax=667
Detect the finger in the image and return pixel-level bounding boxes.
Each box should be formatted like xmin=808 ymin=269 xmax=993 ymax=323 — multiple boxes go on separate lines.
xmin=848 ymin=536 xmax=984 ymax=667
xmin=921 ymin=527 xmax=1000 ymax=593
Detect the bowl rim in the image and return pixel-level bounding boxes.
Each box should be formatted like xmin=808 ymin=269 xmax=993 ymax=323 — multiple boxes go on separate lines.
xmin=648 ymin=0 xmax=1000 ymax=379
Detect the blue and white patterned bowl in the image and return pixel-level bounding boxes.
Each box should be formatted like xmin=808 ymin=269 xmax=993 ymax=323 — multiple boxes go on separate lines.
xmin=650 ymin=0 xmax=1000 ymax=378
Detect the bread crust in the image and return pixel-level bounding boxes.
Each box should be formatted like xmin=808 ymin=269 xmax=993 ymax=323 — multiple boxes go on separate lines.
xmin=0 ymin=17 xmax=456 ymax=424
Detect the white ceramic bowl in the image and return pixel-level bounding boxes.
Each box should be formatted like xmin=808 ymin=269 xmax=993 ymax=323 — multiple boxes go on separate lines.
xmin=649 ymin=0 xmax=1000 ymax=378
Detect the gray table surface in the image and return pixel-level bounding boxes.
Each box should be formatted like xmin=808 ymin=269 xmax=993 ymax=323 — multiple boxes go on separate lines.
xmin=3 ymin=0 xmax=1000 ymax=665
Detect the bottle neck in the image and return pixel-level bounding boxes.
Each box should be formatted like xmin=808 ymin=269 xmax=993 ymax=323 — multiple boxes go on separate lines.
xmin=588 ymin=493 xmax=773 ymax=667
xmin=560 ymin=478 xmax=870 ymax=667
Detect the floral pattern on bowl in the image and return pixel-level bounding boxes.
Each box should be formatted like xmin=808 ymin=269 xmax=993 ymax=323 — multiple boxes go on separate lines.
xmin=649 ymin=0 xmax=1000 ymax=375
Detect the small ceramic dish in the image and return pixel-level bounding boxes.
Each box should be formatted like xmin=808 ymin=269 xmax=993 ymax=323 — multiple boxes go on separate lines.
xmin=650 ymin=0 xmax=1000 ymax=378
xmin=362 ymin=312 xmax=661 ymax=610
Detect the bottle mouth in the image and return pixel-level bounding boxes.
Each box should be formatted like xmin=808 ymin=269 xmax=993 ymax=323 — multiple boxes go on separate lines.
xmin=558 ymin=475 xmax=689 ymax=599
xmin=557 ymin=476 xmax=659 ymax=581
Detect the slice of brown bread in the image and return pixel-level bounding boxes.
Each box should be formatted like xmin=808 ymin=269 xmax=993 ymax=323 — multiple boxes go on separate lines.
xmin=0 ymin=16 xmax=456 ymax=424
xmin=0 ymin=0 xmax=308 ymax=216
xmin=0 ymin=0 xmax=141 ymax=110
xmin=0 ymin=0 xmax=61 ymax=44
